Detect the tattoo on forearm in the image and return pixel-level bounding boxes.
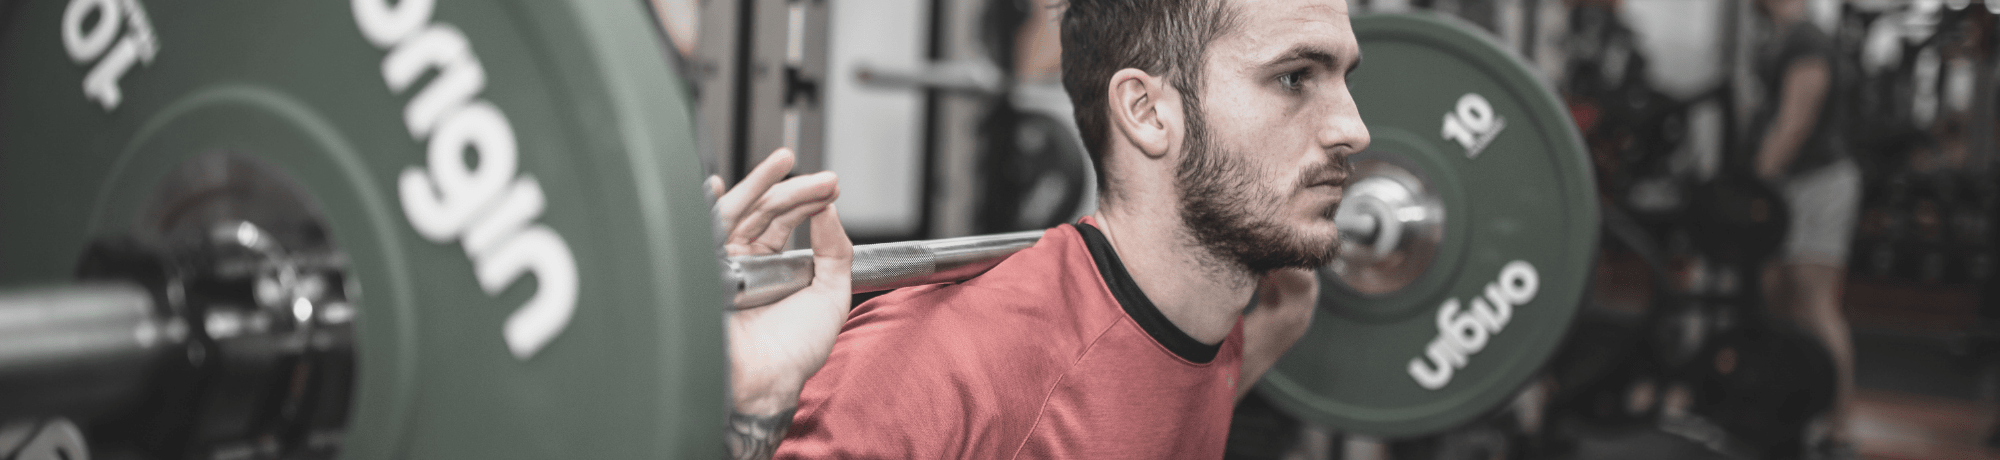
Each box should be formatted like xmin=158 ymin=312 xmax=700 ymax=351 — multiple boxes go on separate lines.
xmin=726 ymin=408 xmax=796 ymax=460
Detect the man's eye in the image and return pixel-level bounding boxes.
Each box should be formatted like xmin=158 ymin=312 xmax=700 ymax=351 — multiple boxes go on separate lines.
xmin=1278 ymin=69 xmax=1312 ymax=92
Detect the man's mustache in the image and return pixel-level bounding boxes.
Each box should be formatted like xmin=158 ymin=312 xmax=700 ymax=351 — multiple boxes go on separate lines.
xmin=1298 ymin=158 xmax=1353 ymax=189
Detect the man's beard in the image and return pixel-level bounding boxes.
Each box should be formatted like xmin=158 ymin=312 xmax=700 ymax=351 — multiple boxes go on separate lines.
xmin=1175 ymin=107 xmax=1346 ymax=274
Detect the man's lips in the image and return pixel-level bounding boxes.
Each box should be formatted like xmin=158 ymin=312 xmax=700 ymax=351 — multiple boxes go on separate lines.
xmin=1304 ymin=163 xmax=1351 ymax=189
xmin=1309 ymin=183 xmax=1345 ymax=220
xmin=1305 ymin=169 xmax=1348 ymax=215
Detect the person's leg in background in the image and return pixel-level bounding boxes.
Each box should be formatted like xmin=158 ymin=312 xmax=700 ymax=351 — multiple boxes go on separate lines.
xmin=1787 ymin=263 xmax=1854 ymax=434
xmin=1776 ymin=159 xmax=1864 ymax=447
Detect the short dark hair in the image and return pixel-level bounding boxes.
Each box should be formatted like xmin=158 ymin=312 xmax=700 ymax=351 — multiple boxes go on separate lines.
xmin=1059 ymin=0 xmax=1238 ymax=193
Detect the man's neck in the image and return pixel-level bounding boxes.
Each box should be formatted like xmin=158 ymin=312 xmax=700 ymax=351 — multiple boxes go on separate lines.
xmin=1089 ymin=205 xmax=1258 ymax=345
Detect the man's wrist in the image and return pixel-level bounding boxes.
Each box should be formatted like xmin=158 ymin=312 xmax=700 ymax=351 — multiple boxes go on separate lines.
xmin=732 ymin=385 xmax=801 ymax=417
xmin=726 ymin=406 xmax=796 ymax=460
xmin=731 ymin=365 xmax=807 ymax=416
xmin=727 ymin=364 xmax=800 ymax=460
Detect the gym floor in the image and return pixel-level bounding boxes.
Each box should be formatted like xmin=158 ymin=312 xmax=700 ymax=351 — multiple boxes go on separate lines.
xmin=1592 ymin=252 xmax=1999 ymax=460
xmin=1843 ymin=276 xmax=1991 ymax=460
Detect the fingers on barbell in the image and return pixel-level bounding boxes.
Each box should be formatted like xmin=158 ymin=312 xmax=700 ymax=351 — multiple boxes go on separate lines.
xmin=808 ymin=204 xmax=853 ymax=290
xmin=724 ymin=171 xmax=839 ymax=257
xmin=714 ymin=148 xmax=797 ymax=225
xmin=705 ymin=175 xmax=725 ymax=203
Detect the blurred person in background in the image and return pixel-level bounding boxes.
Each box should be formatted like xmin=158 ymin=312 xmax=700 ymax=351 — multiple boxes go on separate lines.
xmin=1751 ymin=0 xmax=1861 ymax=453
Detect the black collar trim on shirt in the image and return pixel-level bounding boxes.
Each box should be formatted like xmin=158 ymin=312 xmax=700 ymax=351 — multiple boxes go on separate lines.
xmin=1071 ymin=223 xmax=1222 ymax=363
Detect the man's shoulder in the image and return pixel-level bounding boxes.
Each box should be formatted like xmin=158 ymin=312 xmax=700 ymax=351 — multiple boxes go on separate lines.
xmin=780 ymin=225 xmax=1122 ymax=458
xmin=832 ymin=223 xmax=1127 ymax=370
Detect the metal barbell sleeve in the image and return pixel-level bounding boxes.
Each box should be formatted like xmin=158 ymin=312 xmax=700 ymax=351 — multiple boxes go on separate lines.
xmin=724 ymin=230 xmax=1045 ymax=308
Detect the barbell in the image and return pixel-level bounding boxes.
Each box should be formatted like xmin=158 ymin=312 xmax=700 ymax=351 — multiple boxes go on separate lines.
xmin=0 ymin=2 xmax=1595 ymax=459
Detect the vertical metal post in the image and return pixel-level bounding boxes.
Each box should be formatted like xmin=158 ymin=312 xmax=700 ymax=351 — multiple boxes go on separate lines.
xmin=1723 ymin=0 xmax=1746 ymax=157
xmin=1520 ymin=0 xmax=1539 ymax=61
xmin=747 ymin=0 xmax=797 ymax=170
xmin=696 ymin=0 xmax=749 ymax=180
xmin=796 ymin=0 xmax=831 ymax=170
xmin=927 ymin=0 xmax=994 ymax=238
xmin=917 ymin=0 xmax=948 ymax=239
xmin=697 ymin=0 xmax=830 ymax=181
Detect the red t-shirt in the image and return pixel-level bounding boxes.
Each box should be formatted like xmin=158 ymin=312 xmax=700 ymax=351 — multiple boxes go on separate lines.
xmin=777 ymin=219 xmax=1245 ymax=459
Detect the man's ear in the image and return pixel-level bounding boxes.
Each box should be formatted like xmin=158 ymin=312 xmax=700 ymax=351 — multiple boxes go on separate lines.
xmin=1107 ymin=68 xmax=1181 ymax=159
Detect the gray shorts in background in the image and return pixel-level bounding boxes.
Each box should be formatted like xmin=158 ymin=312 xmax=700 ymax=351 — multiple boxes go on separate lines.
xmin=1779 ymin=158 xmax=1862 ymax=267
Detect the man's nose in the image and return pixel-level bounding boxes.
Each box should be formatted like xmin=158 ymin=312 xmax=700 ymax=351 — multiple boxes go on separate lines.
xmin=1317 ymin=88 xmax=1371 ymax=160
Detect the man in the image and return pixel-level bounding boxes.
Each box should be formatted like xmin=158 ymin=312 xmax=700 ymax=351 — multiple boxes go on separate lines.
xmin=716 ymin=0 xmax=1366 ymax=457
xmin=1750 ymin=0 xmax=1858 ymax=454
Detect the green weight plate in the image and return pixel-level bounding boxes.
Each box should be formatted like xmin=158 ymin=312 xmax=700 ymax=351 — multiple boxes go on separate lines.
xmin=1258 ymin=12 xmax=1598 ymax=437
xmin=0 ymin=1 xmax=724 ymax=458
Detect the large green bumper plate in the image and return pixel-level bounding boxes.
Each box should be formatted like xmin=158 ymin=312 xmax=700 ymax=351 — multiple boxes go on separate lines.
xmin=0 ymin=1 xmax=726 ymax=457
xmin=1259 ymin=12 xmax=1598 ymax=438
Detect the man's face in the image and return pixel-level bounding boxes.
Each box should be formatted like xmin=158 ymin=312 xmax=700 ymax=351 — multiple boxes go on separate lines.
xmin=1177 ymin=0 xmax=1369 ymax=273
